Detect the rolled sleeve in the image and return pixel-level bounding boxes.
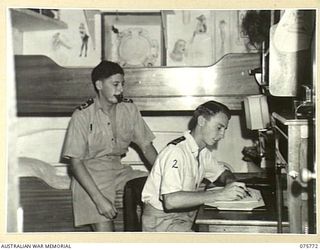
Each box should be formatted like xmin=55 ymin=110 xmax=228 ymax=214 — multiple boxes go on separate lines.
xmin=131 ymin=104 xmax=155 ymax=149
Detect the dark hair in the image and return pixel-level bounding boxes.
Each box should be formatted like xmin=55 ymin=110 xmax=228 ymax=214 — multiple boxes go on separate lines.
xmin=241 ymin=10 xmax=271 ymax=50
xmin=188 ymin=101 xmax=231 ymax=131
xmin=91 ymin=61 xmax=124 ymax=92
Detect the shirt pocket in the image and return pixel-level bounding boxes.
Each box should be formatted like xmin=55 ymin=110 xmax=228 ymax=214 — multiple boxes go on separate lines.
xmin=88 ymin=131 xmax=109 ymax=157
xmin=182 ymin=175 xmax=196 ymax=191
xmin=117 ymin=125 xmax=134 ymax=150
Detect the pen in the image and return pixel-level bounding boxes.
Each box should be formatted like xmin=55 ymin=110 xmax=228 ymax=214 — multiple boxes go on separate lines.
xmin=240 ymin=186 xmax=252 ymax=197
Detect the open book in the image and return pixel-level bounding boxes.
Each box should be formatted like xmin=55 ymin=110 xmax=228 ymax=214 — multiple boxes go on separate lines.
xmin=205 ymin=187 xmax=265 ymax=211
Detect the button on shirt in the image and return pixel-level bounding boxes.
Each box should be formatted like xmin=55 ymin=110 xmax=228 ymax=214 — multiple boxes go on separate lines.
xmin=142 ymin=131 xmax=227 ymax=211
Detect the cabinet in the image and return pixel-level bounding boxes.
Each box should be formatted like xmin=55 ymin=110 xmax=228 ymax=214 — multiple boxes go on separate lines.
xmin=10 ymin=9 xmax=68 ymax=31
xmin=272 ymin=112 xmax=316 ymax=233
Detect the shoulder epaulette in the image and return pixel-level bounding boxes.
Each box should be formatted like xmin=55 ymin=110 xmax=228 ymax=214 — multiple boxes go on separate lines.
xmin=122 ymin=97 xmax=133 ymax=103
xmin=77 ymin=98 xmax=94 ymax=110
xmin=167 ymin=136 xmax=186 ymax=146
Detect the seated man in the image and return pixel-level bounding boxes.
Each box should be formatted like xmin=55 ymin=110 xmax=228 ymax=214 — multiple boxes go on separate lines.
xmin=141 ymin=100 xmax=248 ymax=232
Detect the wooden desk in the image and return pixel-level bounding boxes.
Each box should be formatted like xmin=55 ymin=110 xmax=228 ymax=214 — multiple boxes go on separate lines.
xmin=195 ymin=175 xmax=289 ymax=233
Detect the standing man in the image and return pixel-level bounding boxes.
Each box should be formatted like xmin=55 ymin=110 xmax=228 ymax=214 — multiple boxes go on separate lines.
xmin=141 ymin=100 xmax=247 ymax=232
xmin=63 ymin=61 xmax=157 ymax=231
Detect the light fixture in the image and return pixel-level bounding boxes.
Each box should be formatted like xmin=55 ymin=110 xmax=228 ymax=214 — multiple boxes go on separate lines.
xmin=244 ymin=95 xmax=270 ymax=169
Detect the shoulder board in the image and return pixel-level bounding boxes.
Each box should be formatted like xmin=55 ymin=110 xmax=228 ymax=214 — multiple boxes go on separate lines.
xmin=122 ymin=97 xmax=133 ymax=103
xmin=77 ymin=98 xmax=94 ymax=110
xmin=167 ymin=136 xmax=186 ymax=146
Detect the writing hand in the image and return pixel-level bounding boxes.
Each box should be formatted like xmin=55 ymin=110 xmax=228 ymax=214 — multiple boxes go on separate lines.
xmin=213 ymin=182 xmax=247 ymax=201
xmin=240 ymin=186 xmax=252 ymax=197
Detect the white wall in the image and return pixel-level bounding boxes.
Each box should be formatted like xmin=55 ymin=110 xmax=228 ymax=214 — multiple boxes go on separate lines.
xmin=15 ymin=9 xmax=256 ymax=173
xmin=19 ymin=9 xmax=252 ymax=67
xmin=17 ymin=115 xmax=253 ymax=172
xmin=166 ymin=10 xmax=252 ymax=66
xmin=22 ymin=9 xmax=100 ymax=67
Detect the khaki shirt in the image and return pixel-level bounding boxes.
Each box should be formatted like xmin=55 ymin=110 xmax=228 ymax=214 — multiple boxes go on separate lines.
xmin=63 ymin=97 xmax=155 ymax=160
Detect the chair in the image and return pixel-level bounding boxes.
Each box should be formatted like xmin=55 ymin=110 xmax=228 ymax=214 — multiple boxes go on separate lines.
xmin=123 ymin=176 xmax=147 ymax=231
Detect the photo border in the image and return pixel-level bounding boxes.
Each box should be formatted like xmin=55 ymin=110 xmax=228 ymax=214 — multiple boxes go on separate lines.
xmin=1 ymin=0 xmax=319 ymax=244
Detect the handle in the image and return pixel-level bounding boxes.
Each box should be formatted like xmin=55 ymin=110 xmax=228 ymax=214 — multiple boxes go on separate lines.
xmin=300 ymin=168 xmax=316 ymax=183
xmin=301 ymin=85 xmax=312 ymax=103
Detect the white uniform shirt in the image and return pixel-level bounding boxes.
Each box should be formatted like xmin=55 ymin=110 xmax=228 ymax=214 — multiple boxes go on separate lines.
xmin=142 ymin=131 xmax=227 ymax=210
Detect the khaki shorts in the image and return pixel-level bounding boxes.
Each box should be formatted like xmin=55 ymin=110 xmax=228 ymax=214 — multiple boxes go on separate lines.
xmin=73 ymin=156 xmax=146 ymax=227
xmin=142 ymin=203 xmax=196 ymax=232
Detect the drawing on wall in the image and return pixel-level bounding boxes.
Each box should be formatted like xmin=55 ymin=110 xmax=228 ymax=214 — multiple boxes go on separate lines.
xmin=219 ymin=20 xmax=227 ymax=56
xmin=115 ymin=28 xmax=159 ymax=67
xmin=194 ymin=14 xmax=207 ymax=35
xmin=79 ymin=22 xmax=89 ymax=57
xmin=169 ymin=39 xmax=188 ymax=64
xmin=188 ymin=13 xmax=212 ymax=65
xmin=52 ymin=32 xmax=72 ymax=51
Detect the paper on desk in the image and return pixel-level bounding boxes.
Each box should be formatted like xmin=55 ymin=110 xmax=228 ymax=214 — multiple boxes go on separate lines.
xmin=205 ymin=187 xmax=265 ymax=211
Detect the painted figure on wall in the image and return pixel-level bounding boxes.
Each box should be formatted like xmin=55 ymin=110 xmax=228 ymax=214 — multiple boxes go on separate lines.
xmin=193 ymin=14 xmax=207 ymax=37
xmin=169 ymin=39 xmax=188 ymax=64
xmin=51 ymin=32 xmax=72 ymax=65
xmin=189 ymin=14 xmax=213 ymax=66
xmin=79 ymin=22 xmax=89 ymax=57
xmin=52 ymin=32 xmax=72 ymax=51
xmin=219 ymin=20 xmax=227 ymax=57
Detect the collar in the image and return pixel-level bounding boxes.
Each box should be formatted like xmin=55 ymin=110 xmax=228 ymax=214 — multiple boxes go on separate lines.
xmin=94 ymin=97 xmax=119 ymax=114
xmin=183 ymin=131 xmax=200 ymax=158
xmin=93 ymin=97 xmax=102 ymax=112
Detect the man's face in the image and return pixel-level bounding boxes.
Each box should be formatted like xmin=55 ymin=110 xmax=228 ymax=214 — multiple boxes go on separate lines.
xmin=96 ymin=73 xmax=124 ymax=104
xmin=201 ymin=112 xmax=229 ymax=147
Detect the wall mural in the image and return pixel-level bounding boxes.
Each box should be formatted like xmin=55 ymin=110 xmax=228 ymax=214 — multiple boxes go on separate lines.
xmin=21 ymin=10 xmax=252 ymax=68
xmin=103 ymin=13 xmax=162 ymax=67
xmin=116 ymin=28 xmax=159 ymax=67
xmin=169 ymin=39 xmax=187 ymax=64
xmin=188 ymin=14 xmax=212 ymax=66
xmin=79 ymin=22 xmax=89 ymax=57
xmin=52 ymin=32 xmax=72 ymax=51
xmin=23 ymin=9 xmax=100 ymax=67
xmin=167 ymin=11 xmax=213 ymax=66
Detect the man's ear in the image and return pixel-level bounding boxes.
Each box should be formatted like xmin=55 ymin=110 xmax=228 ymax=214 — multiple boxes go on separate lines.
xmin=95 ymin=80 xmax=102 ymax=91
xmin=197 ymin=115 xmax=206 ymax=127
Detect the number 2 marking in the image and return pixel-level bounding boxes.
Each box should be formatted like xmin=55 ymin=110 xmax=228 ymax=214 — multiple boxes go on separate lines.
xmin=172 ymin=160 xmax=178 ymax=168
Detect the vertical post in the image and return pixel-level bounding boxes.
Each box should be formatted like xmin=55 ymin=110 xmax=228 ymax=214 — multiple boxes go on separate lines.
xmin=273 ymin=122 xmax=283 ymax=233
xmin=261 ymin=41 xmax=267 ymax=85
xmin=300 ymin=125 xmax=309 ymax=233
xmin=101 ymin=13 xmax=105 ymax=61
xmin=287 ymin=125 xmax=302 ymax=233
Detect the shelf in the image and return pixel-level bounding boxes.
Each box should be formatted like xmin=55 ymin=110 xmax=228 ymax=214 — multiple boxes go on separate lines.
xmin=10 ymin=9 xmax=68 ymax=31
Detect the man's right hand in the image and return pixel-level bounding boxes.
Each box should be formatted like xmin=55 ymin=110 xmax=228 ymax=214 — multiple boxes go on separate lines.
xmin=209 ymin=182 xmax=247 ymax=201
xmin=93 ymin=194 xmax=117 ymax=219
